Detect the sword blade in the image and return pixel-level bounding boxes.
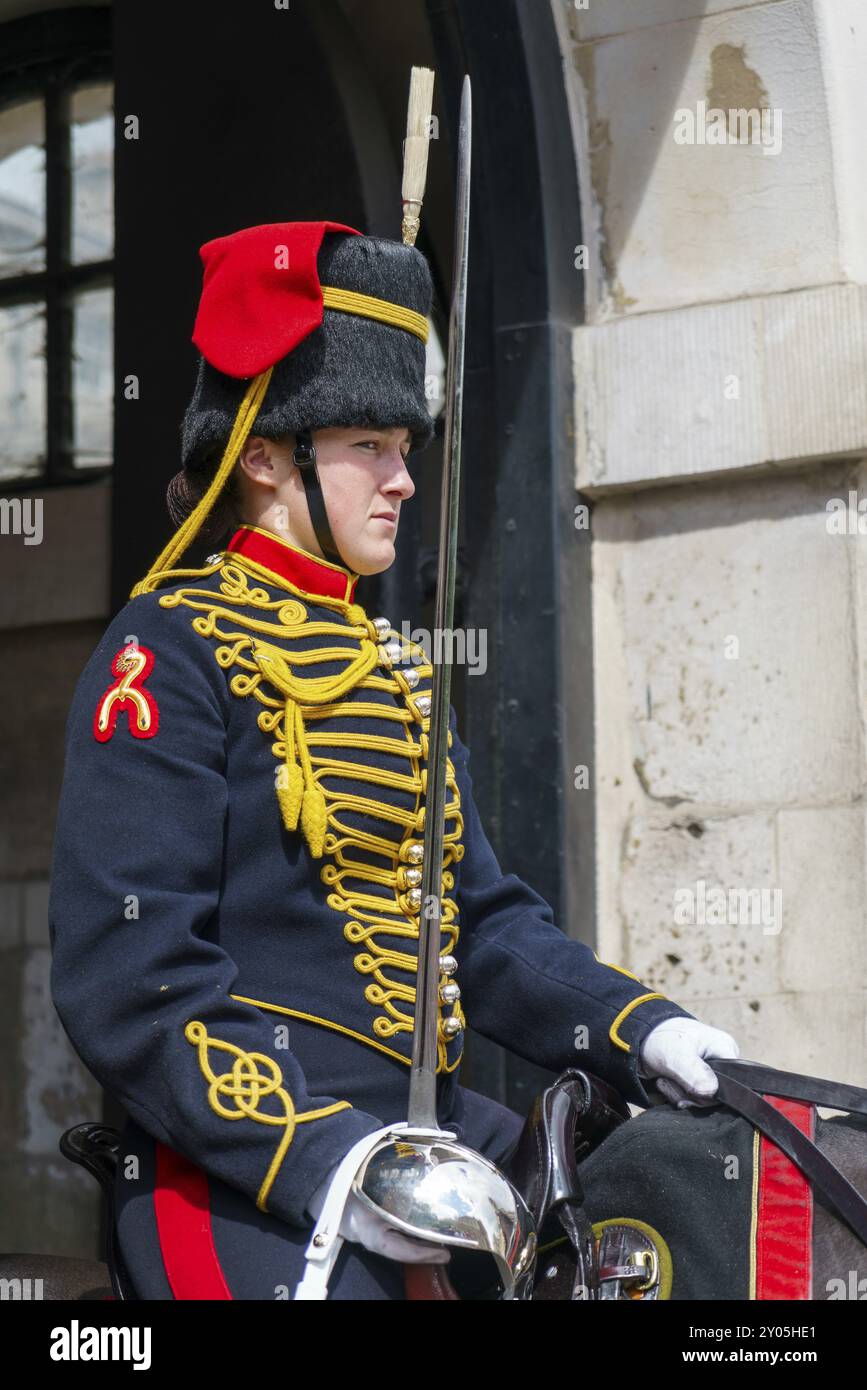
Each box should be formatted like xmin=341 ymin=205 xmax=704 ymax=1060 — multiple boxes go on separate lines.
xmin=408 ymin=75 xmax=472 ymax=1129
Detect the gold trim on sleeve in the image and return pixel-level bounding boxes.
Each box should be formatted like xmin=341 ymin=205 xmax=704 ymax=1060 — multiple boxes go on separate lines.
xmin=608 ymin=993 xmax=667 ymax=1053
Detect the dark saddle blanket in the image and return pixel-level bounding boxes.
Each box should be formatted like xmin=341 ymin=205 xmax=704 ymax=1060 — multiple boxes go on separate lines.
xmin=504 ymin=1066 xmax=867 ymax=1300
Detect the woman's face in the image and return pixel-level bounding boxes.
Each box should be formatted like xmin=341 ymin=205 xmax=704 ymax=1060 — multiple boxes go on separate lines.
xmin=237 ymin=425 xmax=416 ymax=576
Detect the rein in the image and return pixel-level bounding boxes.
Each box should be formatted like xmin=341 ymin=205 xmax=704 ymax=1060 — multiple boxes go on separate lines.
xmin=707 ymin=1059 xmax=867 ymax=1248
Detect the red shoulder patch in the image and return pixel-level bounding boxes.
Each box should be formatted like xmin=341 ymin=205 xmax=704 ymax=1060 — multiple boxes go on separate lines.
xmin=93 ymin=643 xmax=160 ymax=743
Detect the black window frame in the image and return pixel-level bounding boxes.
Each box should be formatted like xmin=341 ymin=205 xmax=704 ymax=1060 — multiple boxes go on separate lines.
xmin=0 ymin=6 xmax=113 ymax=491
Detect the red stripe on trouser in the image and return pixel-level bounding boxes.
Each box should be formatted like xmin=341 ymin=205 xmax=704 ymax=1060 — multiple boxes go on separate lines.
xmin=154 ymin=1142 xmax=233 ymax=1299
xmin=755 ymin=1096 xmax=814 ymax=1300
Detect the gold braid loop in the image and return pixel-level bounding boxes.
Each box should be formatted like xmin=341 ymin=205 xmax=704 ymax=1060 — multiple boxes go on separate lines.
xmin=254 ymin=643 xmax=379 ymax=859
xmin=183 ymin=1019 xmax=351 ymax=1210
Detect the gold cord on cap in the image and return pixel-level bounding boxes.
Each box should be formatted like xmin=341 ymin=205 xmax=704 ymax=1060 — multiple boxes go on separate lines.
xmin=129 ymin=367 xmax=274 ymax=599
xmin=321 ymin=285 xmax=428 ymax=343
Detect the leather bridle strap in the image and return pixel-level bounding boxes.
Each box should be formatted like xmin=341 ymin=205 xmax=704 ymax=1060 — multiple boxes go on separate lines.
xmin=710 ymin=1067 xmax=867 ymax=1248
xmin=712 ymin=1058 xmax=867 ymax=1116
xmin=292 ymin=430 xmax=345 ymax=567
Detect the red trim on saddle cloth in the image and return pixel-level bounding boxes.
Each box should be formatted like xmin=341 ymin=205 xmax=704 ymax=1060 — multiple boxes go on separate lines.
xmin=755 ymin=1096 xmax=815 ymax=1300
xmin=154 ymin=1142 xmax=233 ymax=1300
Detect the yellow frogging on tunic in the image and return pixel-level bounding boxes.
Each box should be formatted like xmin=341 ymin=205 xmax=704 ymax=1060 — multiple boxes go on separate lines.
xmin=158 ymin=558 xmax=465 ymax=1070
xmin=253 ymin=641 xmax=380 ymax=860
xmin=183 ymin=1019 xmax=352 ymax=1212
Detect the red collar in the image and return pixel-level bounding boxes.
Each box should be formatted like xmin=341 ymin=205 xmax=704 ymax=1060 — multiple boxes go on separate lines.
xmin=225 ymin=525 xmax=359 ymax=602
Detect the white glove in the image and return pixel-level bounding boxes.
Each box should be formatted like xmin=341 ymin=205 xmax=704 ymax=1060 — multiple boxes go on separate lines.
xmin=306 ymin=1162 xmax=450 ymax=1266
xmin=638 ymin=1017 xmax=740 ymax=1109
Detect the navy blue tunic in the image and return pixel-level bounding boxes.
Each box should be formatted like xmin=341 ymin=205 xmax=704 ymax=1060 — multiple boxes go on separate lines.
xmin=48 ymin=523 xmax=694 ymax=1298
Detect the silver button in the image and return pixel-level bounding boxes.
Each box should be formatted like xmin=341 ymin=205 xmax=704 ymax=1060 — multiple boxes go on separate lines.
xmin=440 ymin=982 xmax=461 ymax=1005
xmin=404 ymin=867 xmax=422 ymax=888
xmin=442 ymin=1016 xmax=463 ymax=1039
xmin=380 ymin=640 xmax=404 ymax=667
xmin=439 ymin=954 xmax=458 ymax=976
xmin=415 ymin=694 xmax=431 ymax=717
xmin=406 ymin=842 xmax=424 ymax=864
xmin=372 ymin=616 xmax=391 ymax=640
xmin=404 ymin=667 xmax=420 ymax=689
xmin=406 ymin=888 xmax=422 ymax=910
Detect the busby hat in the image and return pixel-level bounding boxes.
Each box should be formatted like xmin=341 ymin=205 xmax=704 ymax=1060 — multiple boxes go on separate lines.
xmin=181 ymin=221 xmax=436 ymax=468
xmin=131 ymin=219 xmax=435 ymax=598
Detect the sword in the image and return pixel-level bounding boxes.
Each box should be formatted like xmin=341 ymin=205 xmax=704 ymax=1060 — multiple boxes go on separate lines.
xmin=408 ymin=72 xmax=472 ymax=1130
xmin=296 ymin=74 xmax=537 ymax=1300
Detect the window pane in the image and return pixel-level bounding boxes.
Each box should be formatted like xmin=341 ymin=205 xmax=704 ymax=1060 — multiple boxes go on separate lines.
xmin=0 ymin=301 xmax=46 ymax=481
xmin=72 ymin=285 xmax=112 ymax=468
xmin=0 ymin=98 xmax=45 ymax=279
xmin=71 ymin=83 xmax=113 ymax=265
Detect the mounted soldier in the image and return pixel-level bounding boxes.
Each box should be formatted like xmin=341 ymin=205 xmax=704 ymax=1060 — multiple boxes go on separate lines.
xmin=47 ymin=73 xmax=741 ymax=1300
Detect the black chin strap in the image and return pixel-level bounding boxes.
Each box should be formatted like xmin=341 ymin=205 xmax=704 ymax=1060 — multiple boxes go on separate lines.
xmin=292 ymin=430 xmax=347 ymax=568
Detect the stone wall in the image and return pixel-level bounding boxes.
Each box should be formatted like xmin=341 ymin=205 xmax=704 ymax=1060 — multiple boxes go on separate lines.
xmin=0 ymin=481 xmax=111 ymax=1256
xmin=553 ymin=0 xmax=867 ymax=1080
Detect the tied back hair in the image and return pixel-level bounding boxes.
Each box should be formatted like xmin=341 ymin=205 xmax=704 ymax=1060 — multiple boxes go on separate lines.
xmin=165 ymin=453 xmax=242 ymax=545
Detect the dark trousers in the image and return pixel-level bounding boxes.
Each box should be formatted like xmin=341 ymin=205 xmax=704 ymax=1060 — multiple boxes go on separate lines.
xmin=115 ymin=1084 xmax=525 ymax=1300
